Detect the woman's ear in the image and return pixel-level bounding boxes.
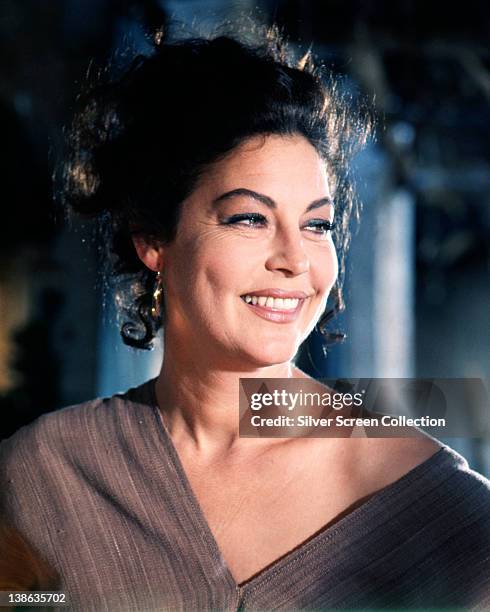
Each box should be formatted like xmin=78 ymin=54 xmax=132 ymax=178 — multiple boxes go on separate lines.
xmin=131 ymin=234 xmax=164 ymax=272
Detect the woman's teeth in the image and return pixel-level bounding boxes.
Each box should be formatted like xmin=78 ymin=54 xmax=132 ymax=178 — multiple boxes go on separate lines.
xmin=241 ymin=295 xmax=300 ymax=310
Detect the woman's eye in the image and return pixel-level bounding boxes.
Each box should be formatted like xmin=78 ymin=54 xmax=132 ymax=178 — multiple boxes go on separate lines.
xmin=221 ymin=214 xmax=335 ymax=235
xmin=222 ymin=213 xmax=267 ymax=227
xmin=304 ymin=220 xmax=336 ymax=235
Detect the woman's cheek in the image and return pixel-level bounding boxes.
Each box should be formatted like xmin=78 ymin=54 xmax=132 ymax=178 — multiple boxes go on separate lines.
xmin=309 ymin=241 xmax=338 ymax=292
xmin=201 ymin=237 xmax=262 ymax=286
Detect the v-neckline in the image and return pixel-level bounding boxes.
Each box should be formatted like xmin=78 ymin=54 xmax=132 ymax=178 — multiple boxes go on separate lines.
xmin=144 ymin=377 xmax=453 ymax=593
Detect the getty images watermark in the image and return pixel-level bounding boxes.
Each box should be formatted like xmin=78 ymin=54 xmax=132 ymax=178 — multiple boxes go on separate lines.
xmin=238 ymin=378 xmax=490 ymax=438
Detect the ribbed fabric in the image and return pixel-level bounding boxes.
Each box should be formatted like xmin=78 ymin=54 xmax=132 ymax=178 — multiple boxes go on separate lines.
xmin=1 ymin=378 xmax=490 ymax=611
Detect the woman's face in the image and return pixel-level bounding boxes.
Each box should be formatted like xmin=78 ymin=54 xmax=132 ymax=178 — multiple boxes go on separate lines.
xmin=160 ymin=134 xmax=338 ymax=369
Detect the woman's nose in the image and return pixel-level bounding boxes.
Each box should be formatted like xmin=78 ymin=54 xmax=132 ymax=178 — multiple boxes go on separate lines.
xmin=265 ymin=227 xmax=310 ymax=276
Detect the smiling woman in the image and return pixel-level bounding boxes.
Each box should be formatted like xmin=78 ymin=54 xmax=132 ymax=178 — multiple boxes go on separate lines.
xmin=131 ymin=133 xmax=338 ymax=368
xmin=60 ymin=25 xmax=365 ymax=354
xmin=1 ymin=22 xmax=490 ymax=612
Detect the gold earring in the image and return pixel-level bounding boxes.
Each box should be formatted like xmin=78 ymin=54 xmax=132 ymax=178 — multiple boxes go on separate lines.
xmin=151 ymin=271 xmax=163 ymax=319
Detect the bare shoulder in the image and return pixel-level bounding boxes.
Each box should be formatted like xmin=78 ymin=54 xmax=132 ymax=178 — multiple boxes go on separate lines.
xmin=363 ymin=434 xmax=443 ymax=470
xmin=290 ymin=366 xmax=443 ymax=483
xmin=356 ymin=402 xmax=444 ymax=471
xmin=336 ymin=435 xmax=444 ymax=500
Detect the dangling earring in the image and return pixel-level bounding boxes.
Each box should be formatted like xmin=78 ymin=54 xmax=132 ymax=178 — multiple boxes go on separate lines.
xmin=151 ymin=271 xmax=163 ymax=319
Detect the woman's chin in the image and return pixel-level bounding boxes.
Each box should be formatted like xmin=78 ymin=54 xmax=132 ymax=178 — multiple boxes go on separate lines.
xmin=239 ymin=344 xmax=299 ymax=369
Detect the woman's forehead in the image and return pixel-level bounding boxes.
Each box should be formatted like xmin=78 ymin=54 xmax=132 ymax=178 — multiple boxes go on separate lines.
xmin=198 ymin=134 xmax=330 ymax=196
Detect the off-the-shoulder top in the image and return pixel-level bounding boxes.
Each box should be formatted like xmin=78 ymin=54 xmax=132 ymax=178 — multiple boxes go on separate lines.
xmin=1 ymin=378 xmax=490 ymax=611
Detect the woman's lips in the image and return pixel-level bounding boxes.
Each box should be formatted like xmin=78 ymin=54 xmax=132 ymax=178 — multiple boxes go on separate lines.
xmin=240 ymin=296 xmax=305 ymax=323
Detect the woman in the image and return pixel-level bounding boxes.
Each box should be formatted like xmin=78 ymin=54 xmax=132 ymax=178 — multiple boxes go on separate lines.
xmin=1 ymin=25 xmax=490 ymax=611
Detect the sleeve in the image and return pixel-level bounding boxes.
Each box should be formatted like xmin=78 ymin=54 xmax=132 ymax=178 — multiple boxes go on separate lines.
xmin=0 ymin=418 xmax=64 ymax=588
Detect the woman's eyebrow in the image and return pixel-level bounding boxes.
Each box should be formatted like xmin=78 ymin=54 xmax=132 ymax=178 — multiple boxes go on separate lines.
xmin=212 ymin=188 xmax=334 ymax=212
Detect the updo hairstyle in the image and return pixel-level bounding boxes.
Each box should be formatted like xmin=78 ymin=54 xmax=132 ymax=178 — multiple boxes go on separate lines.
xmin=61 ymin=24 xmax=372 ymax=350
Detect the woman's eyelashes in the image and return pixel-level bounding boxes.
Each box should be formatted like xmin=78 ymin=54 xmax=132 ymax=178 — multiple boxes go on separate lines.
xmin=305 ymin=219 xmax=336 ymax=235
xmin=222 ymin=212 xmax=266 ymax=227
xmin=221 ymin=213 xmax=336 ymax=236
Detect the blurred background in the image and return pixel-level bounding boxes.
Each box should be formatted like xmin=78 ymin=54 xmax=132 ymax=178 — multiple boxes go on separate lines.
xmin=0 ymin=0 xmax=489 ymax=471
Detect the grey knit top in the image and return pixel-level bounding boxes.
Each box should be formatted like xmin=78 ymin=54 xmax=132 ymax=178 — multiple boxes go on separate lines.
xmin=1 ymin=378 xmax=490 ymax=611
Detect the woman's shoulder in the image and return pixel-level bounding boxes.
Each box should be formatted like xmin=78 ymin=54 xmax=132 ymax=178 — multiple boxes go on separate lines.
xmin=0 ymin=378 xmax=157 ymax=475
xmin=292 ymin=368 xmax=490 ymax=499
xmin=357 ymin=435 xmax=490 ymax=508
xmin=350 ymin=442 xmax=490 ymax=608
xmin=437 ymin=443 xmax=490 ymax=509
xmin=361 ymin=438 xmax=490 ymax=544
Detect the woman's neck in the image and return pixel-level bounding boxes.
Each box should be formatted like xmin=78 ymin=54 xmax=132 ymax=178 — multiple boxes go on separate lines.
xmin=153 ymin=343 xmax=303 ymax=458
